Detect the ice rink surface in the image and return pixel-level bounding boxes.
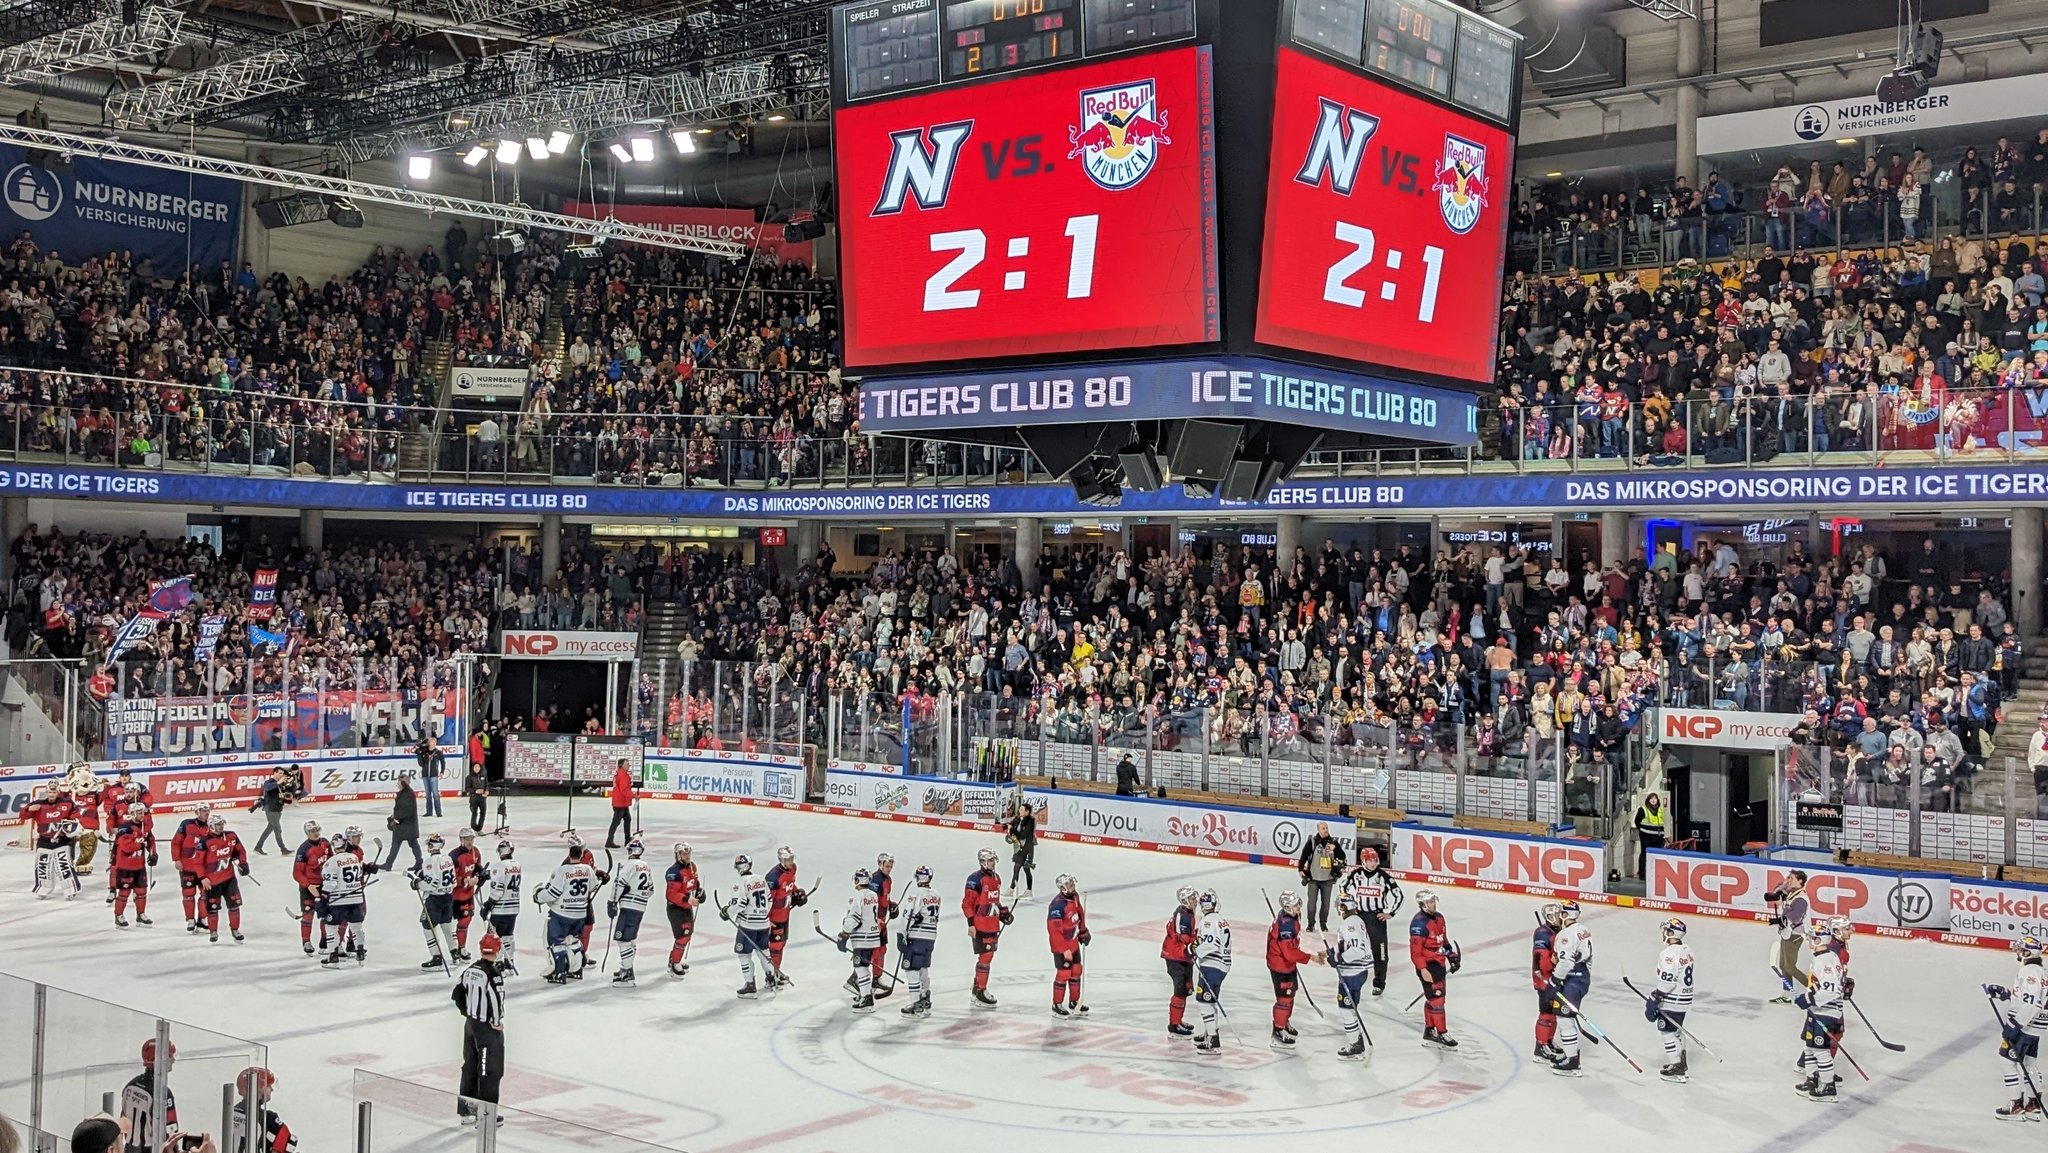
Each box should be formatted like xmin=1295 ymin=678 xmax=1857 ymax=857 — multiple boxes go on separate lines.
xmin=0 ymin=796 xmax=2021 ymax=1153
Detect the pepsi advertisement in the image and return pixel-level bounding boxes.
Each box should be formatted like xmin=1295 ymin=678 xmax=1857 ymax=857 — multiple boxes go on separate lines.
xmin=0 ymin=145 xmax=241 ymax=273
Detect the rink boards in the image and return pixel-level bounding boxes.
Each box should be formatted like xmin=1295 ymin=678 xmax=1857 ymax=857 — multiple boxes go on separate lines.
xmin=6 ymin=750 xmax=2043 ymax=950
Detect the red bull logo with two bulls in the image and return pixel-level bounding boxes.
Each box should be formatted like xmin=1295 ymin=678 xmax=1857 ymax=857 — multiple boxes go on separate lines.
xmin=1068 ymin=77 xmax=1168 ymax=191
xmin=1431 ymin=132 xmax=1489 ymax=235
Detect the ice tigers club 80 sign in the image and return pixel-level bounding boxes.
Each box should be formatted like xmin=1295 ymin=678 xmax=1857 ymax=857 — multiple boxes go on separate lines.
xmin=833 ymin=44 xmax=1220 ymax=369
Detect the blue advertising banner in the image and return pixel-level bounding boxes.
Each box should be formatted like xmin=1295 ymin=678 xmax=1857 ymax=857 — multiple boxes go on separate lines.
xmin=2 ymin=460 xmax=2047 ymax=519
xmin=858 ymin=356 xmax=1481 ymax=446
xmin=0 ymin=146 xmax=241 ymax=272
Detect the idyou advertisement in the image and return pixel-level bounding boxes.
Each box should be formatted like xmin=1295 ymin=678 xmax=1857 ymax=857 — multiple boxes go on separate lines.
xmin=1038 ymin=792 xmax=1354 ymax=862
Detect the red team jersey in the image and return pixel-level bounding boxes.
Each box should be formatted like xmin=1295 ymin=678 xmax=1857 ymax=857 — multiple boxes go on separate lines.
xmin=766 ymin=863 xmax=799 ymax=923
xmin=1161 ymin=907 xmax=1197 ymax=962
xmin=292 ymin=838 xmax=332 ymax=888
xmin=450 ymin=845 xmax=482 ymax=899
xmin=199 ymin=831 xmax=248 ymax=885
xmin=962 ymin=870 xmax=1005 ymax=933
xmin=1266 ymin=912 xmax=1316 ymax=974
xmin=171 ymin=817 xmax=209 ymax=874
xmin=112 ymin=825 xmax=153 ymax=871
xmin=1532 ymin=923 xmax=1557 ymax=990
xmin=665 ymin=862 xmax=702 ymax=908
xmin=1409 ymin=910 xmax=1450 ymax=970
xmin=1046 ymin=894 xmax=1087 ymax=952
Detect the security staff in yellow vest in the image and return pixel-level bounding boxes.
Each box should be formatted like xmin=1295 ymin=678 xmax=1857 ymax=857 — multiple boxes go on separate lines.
xmin=1633 ymin=790 xmax=1667 ymax=878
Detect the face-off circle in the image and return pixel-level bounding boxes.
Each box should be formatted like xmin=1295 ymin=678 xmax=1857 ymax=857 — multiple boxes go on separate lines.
xmin=770 ymin=970 xmax=1514 ymax=1136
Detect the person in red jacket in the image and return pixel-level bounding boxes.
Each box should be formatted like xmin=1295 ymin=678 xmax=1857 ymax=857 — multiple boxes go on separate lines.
xmin=963 ymin=848 xmax=1011 ymax=1006
xmin=450 ymin=829 xmax=484 ymax=961
xmin=766 ymin=845 xmax=804 ymax=984
xmin=170 ymin=802 xmax=214 ymax=931
xmin=1161 ymin=886 xmax=1199 ymax=1037
xmin=1532 ymin=903 xmax=1564 ymax=1062
xmin=292 ymin=820 xmax=332 ymax=956
xmin=1266 ymin=890 xmax=1320 ymax=1047
xmin=1046 ymin=873 xmax=1090 ymax=1017
xmin=110 ymin=812 xmax=156 ymax=927
xmin=197 ymin=813 xmax=251 ymax=943
xmin=1408 ymin=888 xmax=1461 ymax=1048
xmin=605 ymin=760 xmax=635 ymax=848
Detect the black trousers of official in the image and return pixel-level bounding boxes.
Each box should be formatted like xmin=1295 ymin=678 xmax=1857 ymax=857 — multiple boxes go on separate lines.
xmin=606 ymin=806 xmax=633 ymax=846
xmin=469 ymin=793 xmax=487 ymax=832
xmin=460 ymin=1018 xmax=504 ymax=1117
xmin=1364 ymin=917 xmax=1390 ymax=992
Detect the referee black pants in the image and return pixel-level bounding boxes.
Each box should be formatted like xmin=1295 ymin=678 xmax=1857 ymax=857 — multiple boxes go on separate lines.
xmin=460 ymin=1019 xmax=504 ymax=1116
xmin=1364 ymin=917 xmax=1389 ymax=992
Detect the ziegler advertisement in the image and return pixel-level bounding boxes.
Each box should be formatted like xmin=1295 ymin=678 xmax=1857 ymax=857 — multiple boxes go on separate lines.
xmin=834 ymin=44 xmax=1219 ymax=368
xmin=1255 ymin=46 xmax=1512 ymax=385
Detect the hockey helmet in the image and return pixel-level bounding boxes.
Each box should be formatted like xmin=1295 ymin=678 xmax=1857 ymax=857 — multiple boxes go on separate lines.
xmin=1538 ymin=903 xmax=1565 ymax=928
xmin=1056 ymin=873 xmax=1078 ymax=895
xmin=776 ymin=845 xmax=796 ymax=863
xmin=480 ymin=932 xmax=504 ymax=958
xmin=141 ymin=1038 xmax=176 ymax=1066
xmin=673 ymin=842 xmax=692 ymax=860
xmin=496 ymin=840 xmax=515 ymax=860
xmin=1197 ymin=889 xmax=1219 ymax=914
xmin=1415 ymin=888 xmax=1440 ymax=908
xmin=626 ymin=837 xmax=645 ymax=859
xmin=127 ymin=803 xmax=147 ymax=820
xmin=734 ymin=854 xmax=753 ymax=874
xmin=1829 ymin=915 xmax=1854 ymax=941
xmin=1556 ymin=899 xmax=1581 ymax=924
xmin=2018 ymin=935 xmax=2045 ymax=961
xmin=564 ymin=830 xmax=584 ymax=850
xmin=977 ymin=848 xmax=998 ymax=867
xmin=1806 ymin=920 xmax=1833 ymax=946
xmin=854 ymin=867 xmax=872 ymax=887
xmin=303 ymin=820 xmax=321 ymax=837
xmin=1660 ymin=917 xmax=1687 ymax=943
xmin=1337 ymin=892 xmax=1361 ymax=916
xmin=876 ymin=852 xmax=895 ymax=868
xmin=1277 ymin=890 xmax=1303 ymax=913
xmin=457 ymin=829 xmax=476 ymax=842
xmin=204 ymin=814 xmax=225 ymax=833
xmin=1176 ymin=886 xmax=1199 ymax=907
xmin=192 ymin=802 xmax=212 ymax=816
xmin=236 ymin=1067 xmax=275 ymax=1101
xmin=1358 ymin=845 xmax=1381 ymax=869
xmin=342 ymin=825 xmax=364 ymax=845
xmin=425 ymin=833 xmax=446 ymax=852
xmin=913 ymin=865 xmax=933 ymax=885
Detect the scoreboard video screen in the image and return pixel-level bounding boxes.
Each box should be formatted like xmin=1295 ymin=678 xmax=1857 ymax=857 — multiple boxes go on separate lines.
xmin=834 ymin=2 xmax=1218 ymax=370
xmin=1255 ymin=0 xmax=1517 ymax=386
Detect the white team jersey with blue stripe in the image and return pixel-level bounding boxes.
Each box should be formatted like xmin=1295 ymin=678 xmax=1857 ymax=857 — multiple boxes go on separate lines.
xmin=1654 ymin=942 xmax=1695 ymax=1011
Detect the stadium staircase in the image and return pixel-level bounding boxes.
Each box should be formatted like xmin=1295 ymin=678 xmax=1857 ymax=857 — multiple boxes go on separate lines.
xmin=636 ymin=602 xmax=692 ymax=699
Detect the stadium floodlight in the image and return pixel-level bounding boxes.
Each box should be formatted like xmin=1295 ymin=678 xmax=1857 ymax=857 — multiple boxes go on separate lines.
xmin=525 ymin=136 xmax=548 ymax=160
xmin=608 ymin=141 xmax=633 ymax=164
xmin=547 ymin=130 xmax=571 ymax=155
xmin=494 ymin=138 xmax=521 ymax=164
xmin=406 ymin=155 xmax=433 ymax=180
xmin=630 ymin=136 xmax=655 ymax=163
xmin=670 ymin=128 xmax=696 ymax=155
xmin=461 ymin=144 xmax=488 ymax=167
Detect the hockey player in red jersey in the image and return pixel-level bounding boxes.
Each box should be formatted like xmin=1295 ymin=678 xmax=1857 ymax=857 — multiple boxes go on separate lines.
xmin=450 ymin=829 xmax=484 ymax=962
xmin=1532 ymin=903 xmax=1564 ymax=1062
xmin=197 ymin=813 xmax=251 ymax=943
xmin=868 ymin=853 xmax=897 ymax=997
xmin=963 ymin=847 xmax=1011 ymax=1006
xmin=766 ymin=845 xmax=804 ymax=986
xmin=1409 ymin=888 xmax=1461 ymax=1048
xmin=110 ymin=810 xmax=156 ymax=928
xmin=664 ymin=843 xmax=704 ymax=977
xmin=171 ymin=802 xmax=214 ymax=930
xmin=1046 ymin=873 xmax=1090 ymax=1017
xmin=1161 ymin=887 xmax=1199 ymax=1037
xmin=1266 ymin=890 xmax=1320 ymax=1047
xmin=292 ymin=821 xmax=332 ymax=956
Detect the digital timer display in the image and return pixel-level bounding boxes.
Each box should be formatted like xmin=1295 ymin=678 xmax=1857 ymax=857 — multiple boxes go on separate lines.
xmin=835 ymin=44 xmax=1219 ymax=369
xmin=944 ymin=0 xmax=1082 ymax=79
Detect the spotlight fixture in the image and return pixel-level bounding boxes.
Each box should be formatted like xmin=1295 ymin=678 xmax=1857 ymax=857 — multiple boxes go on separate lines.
xmin=547 ymin=130 xmax=571 ymax=155
xmin=406 ymin=155 xmax=433 ymax=180
xmin=526 ymin=136 xmax=547 ymax=160
xmin=461 ymin=144 xmax=488 ymax=167
xmin=670 ymin=128 xmax=697 ymax=155
xmin=608 ymin=141 xmax=633 ymax=164
xmin=494 ymin=139 xmax=520 ymax=164
xmin=630 ymin=136 xmax=655 ymax=163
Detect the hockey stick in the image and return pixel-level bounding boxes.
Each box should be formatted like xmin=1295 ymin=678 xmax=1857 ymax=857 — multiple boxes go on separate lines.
xmin=1773 ymin=969 xmax=1870 ymax=1082
xmin=1557 ymin=992 xmax=1643 ymax=1073
xmin=1989 ymin=996 xmax=2047 ymax=1108
xmin=409 ymin=874 xmax=453 ymax=977
xmin=600 ymin=901 xmax=619 ymax=975
xmin=1621 ymin=976 xmax=1723 ymax=1062
xmin=812 ymin=909 xmax=847 ymax=950
xmin=1198 ymin=970 xmax=1245 ymax=1047
xmin=1261 ymin=888 xmax=1329 ymax=1024
xmin=1846 ymin=995 xmax=1908 ymax=1053
xmin=719 ymin=890 xmax=786 ymax=995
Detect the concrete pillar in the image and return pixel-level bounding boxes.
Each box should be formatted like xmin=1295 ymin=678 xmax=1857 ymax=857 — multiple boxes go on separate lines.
xmin=1017 ymin=519 xmax=1043 ymax=592
xmin=0 ymin=496 xmax=23 ymax=586
xmin=1275 ymin=515 xmax=1302 ymax=573
xmin=2015 ymin=507 xmax=2044 ymax=639
xmin=1675 ymin=16 xmax=1703 ymax=185
xmin=1550 ymin=512 xmax=1568 ymax=564
xmin=795 ymin=519 xmax=824 ymax=563
xmin=1599 ymin=511 xmax=1629 ymax=571
xmin=540 ymin=513 xmax=562 ymax=584
xmin=299 ymin=508 xmax=324 ymax=551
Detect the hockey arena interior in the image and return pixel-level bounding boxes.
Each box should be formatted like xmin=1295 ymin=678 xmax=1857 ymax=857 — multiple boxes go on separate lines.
xmin=12 ymin=0 xmax=2048 ymax=1150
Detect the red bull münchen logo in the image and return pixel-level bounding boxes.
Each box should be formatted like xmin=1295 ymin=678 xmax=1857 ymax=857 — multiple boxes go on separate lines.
xmin=1431 ymin=132 xmax=1489 ymax=235
xmin=1068 ymin=77 xmax=1168 ymax=191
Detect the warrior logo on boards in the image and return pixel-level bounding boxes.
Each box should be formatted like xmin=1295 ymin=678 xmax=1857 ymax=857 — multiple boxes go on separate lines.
xmin=1432 ymin=133 xmax=1489 ymax=235
xmin=1068 ymin=78 xmax=1168 ymax=191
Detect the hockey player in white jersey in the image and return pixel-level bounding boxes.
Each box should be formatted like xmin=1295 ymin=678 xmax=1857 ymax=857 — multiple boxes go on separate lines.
xmin=1332 ymin=893 xmax=1376 ymax=1061
xmin=1794 ymin=920 xmax=1847 ymax=1103
xmin=479 ymin=840 xmax=523 ymax=971
xmin=1985 ymin=933 xmax=2048 ymax=1120
xmin=723 ymin=854 xmax=776 ymax=997
xmin=898 ymin=866 xmax=942 ymax=1018
xmin=1548 ymin=900 xmax=1594 ymax=1076
xmin=415 ymin=833 xmax=459 ymax=971
xmin=319 ymin=827 xmax=377 ymax=967
xmin=1647 ymin=917 xmax=1695 ymax=1083
xmin=608 ymin=838 xmax=656 ymax=986
xmin=535 ymin=844 xmax=598 ymax=984
xmin=838 ymin=868 xmax=883 ymax=1013
xmin=1193 ymin=889 xmax=1232 ymax=1055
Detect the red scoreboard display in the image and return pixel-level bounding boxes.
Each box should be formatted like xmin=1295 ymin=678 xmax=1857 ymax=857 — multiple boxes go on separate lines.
xmin=834 ymin=1 xmax=1217 ymax=370
xmin=1255 ymin=3 xmax=1516 ymax=386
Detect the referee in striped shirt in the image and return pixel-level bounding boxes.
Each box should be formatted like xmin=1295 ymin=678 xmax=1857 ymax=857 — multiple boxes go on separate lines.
xmin=452 ymin=932 xmax=509 ymax=1125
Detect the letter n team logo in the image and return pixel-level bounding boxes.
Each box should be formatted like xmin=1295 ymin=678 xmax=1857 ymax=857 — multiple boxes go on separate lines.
xmin=873 ymin=121 xmax=974 ymax=216
xmin=1433 ymin=133 xmax=1490 ymax=235
xmin=1068 ymin=78 xmax=1168 ymax=191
